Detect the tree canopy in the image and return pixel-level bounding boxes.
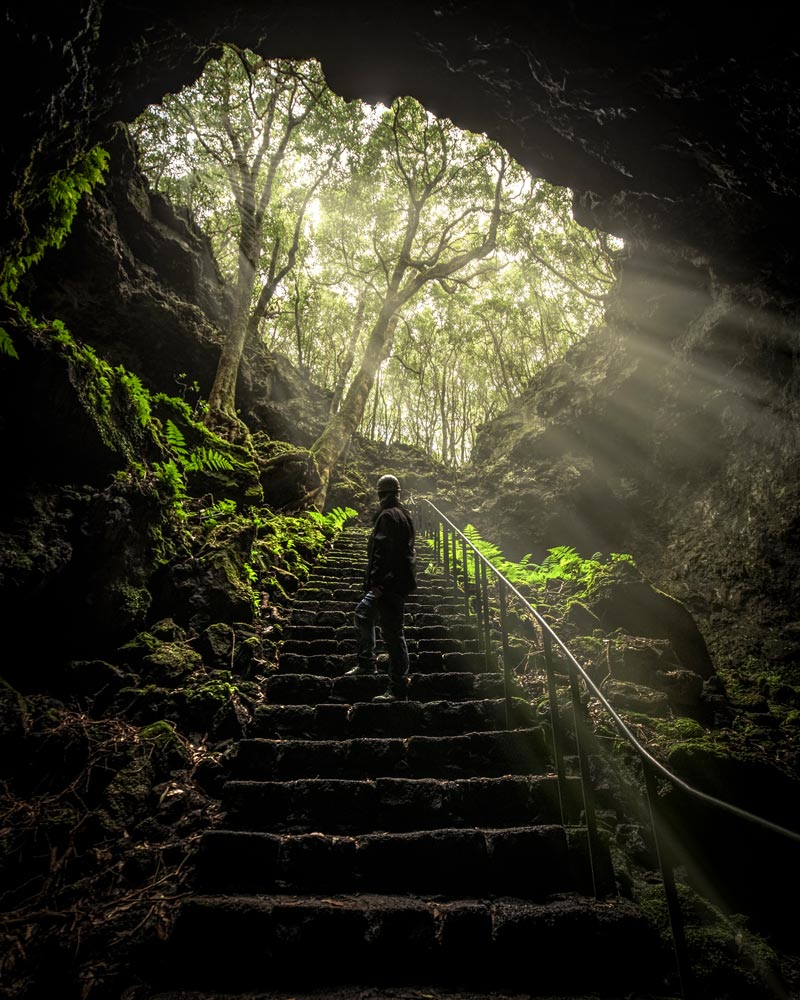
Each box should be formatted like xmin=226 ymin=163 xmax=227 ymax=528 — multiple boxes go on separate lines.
xmin=132 ymin=44 xmax=620 ymax=498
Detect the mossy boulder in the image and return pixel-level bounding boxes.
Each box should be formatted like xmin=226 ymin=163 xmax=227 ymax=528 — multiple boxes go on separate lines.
xmin=95 ymin=722 xmax=190 ymax=834
xmin=117 ymin=620 xmax=200 ymax=687
xmin=586 ymin=560 xmax=715 ymax=678
xmin=140 ymin=642 xmax=202 ymax=687
xmin=194 ymin=622 xmax=267 ymax=676
xmin=605 ymin=635 xmax=679 ymax=686
xmin=253 ymin=439 xmax=321 ymax=511
xmin=150 ymin=523 xmax=258 ymax=631
xmin=140 ymin=719 xmax=191 ymax=770
xmin=600 ymin=678 xmax=671 ymax=717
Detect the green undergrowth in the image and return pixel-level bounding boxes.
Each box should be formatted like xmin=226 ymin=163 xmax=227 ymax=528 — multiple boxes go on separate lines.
xmin=428 ymin=523 xmax=635 ymax=620
xmin=1 ymin=144 xmax=110 ymax=358
xmin=192 ymin=499 xmax=358 ymax=605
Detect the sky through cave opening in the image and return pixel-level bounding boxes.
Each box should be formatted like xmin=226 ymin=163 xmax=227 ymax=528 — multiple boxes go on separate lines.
xmin=130 ymin=43 xmax=623 ymax=468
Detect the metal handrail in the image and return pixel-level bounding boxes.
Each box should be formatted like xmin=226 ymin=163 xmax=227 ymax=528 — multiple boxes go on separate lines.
xmin=413 ymin=496 xmax=800 ymax=1000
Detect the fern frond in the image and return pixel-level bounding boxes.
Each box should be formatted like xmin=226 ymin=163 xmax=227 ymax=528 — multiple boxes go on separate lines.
xmin=186 ymin=446 xmax=234 ymax=472
xmin=0 ymin=326 xmax=18 ymax=359
xmin=165 ymin=420 xmax=189 ymax=461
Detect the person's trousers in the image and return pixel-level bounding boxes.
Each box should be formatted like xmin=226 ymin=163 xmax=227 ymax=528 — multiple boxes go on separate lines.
xmin=354 ymin=590 xmax=409 ymax=688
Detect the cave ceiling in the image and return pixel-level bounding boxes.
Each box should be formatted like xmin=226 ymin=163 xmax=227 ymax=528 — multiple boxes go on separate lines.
xmin=5 ymin=1 xmax=800 ymax=299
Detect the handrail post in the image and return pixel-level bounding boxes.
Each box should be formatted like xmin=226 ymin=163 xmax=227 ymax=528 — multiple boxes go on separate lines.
xmin=473 ymin=547 xmax=484 ymax=650
xmin=462 ymin=537 xmax=470 ymax=619
xmin=544 ymin=630 xmax=568 ymax=827
xmin=499 ymin=581 xmax=512 ymax=727
xmin=642 ymin=762 xmax=691 ymax=1000
xmin=480 ymin=559 xmax=492 ymax=670
xmin=568 ymin=658 xmax=602 ymax=900
xmin=442 ymin=523 xmax=450 ymax=583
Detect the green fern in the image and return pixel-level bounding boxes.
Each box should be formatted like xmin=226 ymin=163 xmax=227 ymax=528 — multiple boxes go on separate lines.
xmin=440 ymin=523 xmax=636 ymax=608
xmin=2 ymin=145 xmax=109 ymax=306
xmin=165 ymin=420 xmax=190 ymax=463
xmin=165 ymin=419 xmax=233 ymax=473
xmin=186 ymin=446 xmax=234 ymax=473
xmin=0 ymin=326 xmax=19 ymax=359
xmin=118 ymin=368 xmax=151 ymax=426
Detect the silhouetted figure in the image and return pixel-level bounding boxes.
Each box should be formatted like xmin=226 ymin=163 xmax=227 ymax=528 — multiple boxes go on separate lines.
xmin=347 ymin=474 xmax=417 ymax=702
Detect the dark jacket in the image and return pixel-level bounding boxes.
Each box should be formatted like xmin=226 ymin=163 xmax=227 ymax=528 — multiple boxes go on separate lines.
xmin=365 ymin=498 xmax=417 ymax=596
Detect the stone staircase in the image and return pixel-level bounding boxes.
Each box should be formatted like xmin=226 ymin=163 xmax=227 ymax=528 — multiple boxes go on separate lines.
xmin=151 ymin=524 xmax=669 ymax=998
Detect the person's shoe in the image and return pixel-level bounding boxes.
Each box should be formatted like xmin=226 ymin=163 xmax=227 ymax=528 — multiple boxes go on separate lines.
xmin=373 ymin=687 xmax=407 ymax=703
xmin=345 ymin=663 xmax=377 ymax=676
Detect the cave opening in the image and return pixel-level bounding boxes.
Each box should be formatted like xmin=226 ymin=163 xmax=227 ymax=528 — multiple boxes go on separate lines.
xmin=125 ymin=42 xmax=622 ymax=470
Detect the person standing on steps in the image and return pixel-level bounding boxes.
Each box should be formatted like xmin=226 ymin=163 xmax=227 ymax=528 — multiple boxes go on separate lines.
xmin=347 ymin=474 xmax=417 ymax=702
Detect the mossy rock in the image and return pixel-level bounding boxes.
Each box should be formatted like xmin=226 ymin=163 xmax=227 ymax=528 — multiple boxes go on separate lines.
xmin=587 ymin=562 xmax=715 ymax=678
xmin=600 ymin=678 xmax=671 ymax=717
xmin=118 ymin=625 xmax=184 ymax=667
xmin=257 ymin=446 xmax=321 ymax=510
xmin=140 ymin=719 xmax=190 ymax=770
xmin=141 ymin=641 xmax=203 ymax=687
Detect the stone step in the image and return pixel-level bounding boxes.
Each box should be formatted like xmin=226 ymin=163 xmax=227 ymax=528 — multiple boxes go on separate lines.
xmin=192 ymin=825 xmax=595 ymax=898
xmin=234 ymin=729 xmax=550 ymax=780
xmin=292 ymin=588 xmax=464 ymax=605
xmin=278 ymin=637 xmax=482 ymax=658
xmin=282 ymin=622 xmax=479 ymax=643
xmin=262 ymin=670 xmax=517 ymax=705
xmin=248 ymin=698 xmax=538 ymax=739
xmin=287 ymin=605 xmax=472 ymax=624
xmin=273 ymin=650 xmax=494 ymax=676
xmin=289 ymin=605 xmax=486 ymax=629
xmin=221 ymin=774 xmax=580 ymax=833
xmin=157 ymin=893 xmax=664 ymax=994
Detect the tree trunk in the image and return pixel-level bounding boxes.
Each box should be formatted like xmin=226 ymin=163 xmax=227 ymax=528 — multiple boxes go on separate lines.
xmin=330 ymin=289 xmax=368 ymax=415
xmin=205 ymin=232 xmax=259 ymax=442
xmin=311 ymin=311 xmax=399 ymax=508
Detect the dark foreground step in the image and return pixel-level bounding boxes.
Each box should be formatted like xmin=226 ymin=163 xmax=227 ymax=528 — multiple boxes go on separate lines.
xmin=157 ymin=893 xmax=666 ymax=994
xmin=149 ymin=992 xmax=665 ymax=1000
xmin=192 ymin=824 xmax=599 ymax=897
xmin=235 ymin=729 xmax=549 ymax=780
xmin=248 ymin=698 xmax=536 ymax=740
xmin=221 ymin=774 xmax=581 ymax=833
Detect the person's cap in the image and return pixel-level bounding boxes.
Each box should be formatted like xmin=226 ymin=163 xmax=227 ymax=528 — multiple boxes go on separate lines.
xmin=376 ymin=474 xmax=401 ymax=495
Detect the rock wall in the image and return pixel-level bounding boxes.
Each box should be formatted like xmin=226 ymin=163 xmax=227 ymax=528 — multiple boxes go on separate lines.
xmin=465 ymin=243 xmax=800 ymax=672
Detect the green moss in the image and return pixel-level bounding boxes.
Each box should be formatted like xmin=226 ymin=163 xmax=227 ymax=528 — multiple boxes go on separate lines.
xmin=1 ymin=145 xmax=109 ymax=304
xmin=785 ymin=709 xmax=800 ymax=729
xmin=113 ymin=583 xmax=152 ymax=622
xmin=141 ymin=642 xmax=202 ymax=686
xmin=185 ymin=675 xmax=236 ymax=708
xmin=140 ymin=719 xmax=189 ymax=769
xmin=639 ymin=883 xmax=780 ymax=998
